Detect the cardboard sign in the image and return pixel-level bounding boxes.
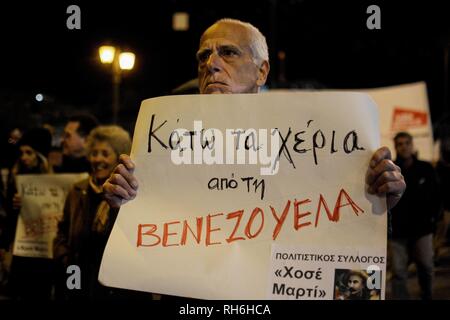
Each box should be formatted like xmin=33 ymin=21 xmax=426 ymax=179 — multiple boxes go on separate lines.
xmin=13 ymin=173 xmax=88 ymax=259
xmin=361 ymin=82 xmax=433 ymax=161
xmin=100 ymin=92 xmax=387 ymax=299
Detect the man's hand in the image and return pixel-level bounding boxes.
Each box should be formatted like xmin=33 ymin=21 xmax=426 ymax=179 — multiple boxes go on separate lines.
xmin=103 ymin=154 xmax=139 ymax=208
xmin=12 ymin=194 xmax=22 ymax=210
xmin=366 ymin=146 xmax=406 ymax=210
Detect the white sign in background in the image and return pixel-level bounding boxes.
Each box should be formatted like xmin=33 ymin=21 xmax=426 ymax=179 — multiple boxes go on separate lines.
xmin=362 ymin=82 xmax=433 ymax=161
xmin=13 ymin=173 xmax=88 ymax=259
xmin=271 ymin=82 xmax=434 ymax=161
xmin=100 ymin=92 xmax=387 ymax=299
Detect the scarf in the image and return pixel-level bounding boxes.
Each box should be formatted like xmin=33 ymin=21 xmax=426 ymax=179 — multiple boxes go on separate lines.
xmin=89 ymin=176 xmax=111 ymax=234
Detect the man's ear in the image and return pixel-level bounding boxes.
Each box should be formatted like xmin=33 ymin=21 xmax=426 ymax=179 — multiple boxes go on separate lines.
xmin=256 ymin=60 xmax=270 ymax=87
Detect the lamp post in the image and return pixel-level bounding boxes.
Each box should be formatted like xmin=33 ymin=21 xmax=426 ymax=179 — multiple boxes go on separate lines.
xmin=99 ymin=46 xmax=135 ymax=124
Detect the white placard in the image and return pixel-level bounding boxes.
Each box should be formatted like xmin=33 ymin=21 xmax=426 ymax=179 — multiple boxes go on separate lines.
xmin=13 ymin=173 xmax=88 ymax=258
xmin=100 ymin=92 xmax=387 ymax=300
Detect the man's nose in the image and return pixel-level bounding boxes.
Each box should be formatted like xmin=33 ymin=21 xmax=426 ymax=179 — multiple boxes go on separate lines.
xmin=206 ymin=52 xmax=222 ymax=73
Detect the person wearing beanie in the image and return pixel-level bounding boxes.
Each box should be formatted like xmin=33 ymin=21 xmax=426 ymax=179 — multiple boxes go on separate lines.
xmin=9 ymin=127 xmax=52 ymax=176
xmin=4 ymin=127 xmax=54 ymax=300
xmin=18 ymin=127 xmax=52 ymax=158
xmin=4 ymin=127 xmax=53 ymax=246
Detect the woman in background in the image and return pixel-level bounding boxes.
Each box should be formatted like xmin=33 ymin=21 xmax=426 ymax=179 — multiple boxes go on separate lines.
xmin=54 ymin=125 xmax=147 ymax=300
xmin=5 ymin=127 xmax=54 ymax=300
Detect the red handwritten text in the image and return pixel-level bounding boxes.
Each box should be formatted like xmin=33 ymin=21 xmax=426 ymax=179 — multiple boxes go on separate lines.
xmin=136 ymin=188 xmax=364 ymax=248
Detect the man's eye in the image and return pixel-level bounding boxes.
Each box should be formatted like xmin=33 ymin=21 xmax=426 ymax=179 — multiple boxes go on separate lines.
xmin=221 ymin=49 xmax=237 ymax=57
xmin=198 ymin=51 xmax=210 ymax=62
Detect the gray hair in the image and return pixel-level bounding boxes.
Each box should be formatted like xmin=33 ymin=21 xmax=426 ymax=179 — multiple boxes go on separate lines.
xmin=87 ymin=125 xmax=131 ymax=158
xmin=206 ymin=18 xmax=269 ymax=65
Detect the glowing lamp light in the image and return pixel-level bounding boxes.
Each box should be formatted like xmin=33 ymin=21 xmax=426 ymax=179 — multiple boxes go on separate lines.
xmin=119 ymin=52 xmax=135 ymax=70
xmin=99 ymin=46 xmax=116 ymax=64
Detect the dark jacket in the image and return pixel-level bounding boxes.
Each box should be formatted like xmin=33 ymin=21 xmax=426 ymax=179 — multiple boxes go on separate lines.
xmin=1 ymin=156 xmax=51 ymax=249
xmin=53 ymin=178 xmax=150 ymax=300
xmin=4 ymin=156 xmax=53 ymax=299
xmin=391 ymin=157 xmax=441 ymax=239
xmin=53 ymin=178 xmax=117 ymax=299
xmin=54 ymin=179 xmax=111 ymax=264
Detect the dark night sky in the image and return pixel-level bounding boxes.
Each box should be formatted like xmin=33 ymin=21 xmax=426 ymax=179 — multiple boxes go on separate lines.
xmin=0 ymin=0 xmax=449 ymax=132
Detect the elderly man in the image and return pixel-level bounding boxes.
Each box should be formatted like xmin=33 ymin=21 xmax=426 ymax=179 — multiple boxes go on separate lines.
xmin=103 ymin=18 xmax=405 ymax=213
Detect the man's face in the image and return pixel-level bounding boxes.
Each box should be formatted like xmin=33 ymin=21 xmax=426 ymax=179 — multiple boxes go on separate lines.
xmin=395 ymin=136 xmax=414 ymax=160
xmin=62 ymin=121 xmax=86 ymax=157
xmin=347 ymin=275 xmax=364 ymax=294
xmin=197 ymin=22 xmax=267 ymax=94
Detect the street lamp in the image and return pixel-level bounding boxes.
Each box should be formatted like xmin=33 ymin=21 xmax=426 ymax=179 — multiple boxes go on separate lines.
xmin=98 ymin=45 xmax=135 ymax=124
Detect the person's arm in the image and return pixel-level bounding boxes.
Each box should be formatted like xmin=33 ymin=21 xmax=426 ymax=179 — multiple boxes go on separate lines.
xmin=3 ymin=173 xmax=20 ymax=250
xmin=366 ymin=146 xmax=406 ymax=210
xmin=12 ymin=194 xmax=21 ymax=210
xmin=103 ymin=154 xmax=138 ymax=208
xmin=53 ymin=192 xmax=72 ymax=267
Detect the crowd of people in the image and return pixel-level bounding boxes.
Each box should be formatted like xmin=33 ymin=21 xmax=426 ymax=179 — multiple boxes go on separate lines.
xmin=0 ymin=18 xmax=447 ymax=301
xmin=0 ymin=116 xmax=152 ymax=300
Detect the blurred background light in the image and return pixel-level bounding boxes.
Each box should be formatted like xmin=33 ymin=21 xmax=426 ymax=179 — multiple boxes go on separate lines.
xmin=119 ymin=52 xmax=135 ymax=70
xmin=99 ymin=46 xmax=116 ymax=64
xmin=172 ymin=12 xmax=189 ymax=31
